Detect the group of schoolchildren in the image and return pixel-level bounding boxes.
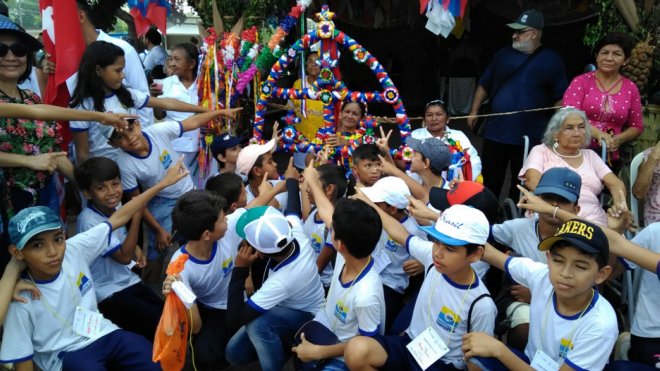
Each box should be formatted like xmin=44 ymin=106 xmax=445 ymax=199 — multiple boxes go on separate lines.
xmin=1 ymin=98 xmax=660 ymax=371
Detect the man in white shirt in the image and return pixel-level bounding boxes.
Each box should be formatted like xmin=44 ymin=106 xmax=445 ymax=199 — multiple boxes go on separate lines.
xmin=142 ymin=28 xmax=168 ymax=75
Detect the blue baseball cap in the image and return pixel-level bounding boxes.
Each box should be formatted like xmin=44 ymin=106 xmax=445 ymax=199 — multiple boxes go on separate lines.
xmin=534 ymin=167 xmax=581 ymax=203
xmin=9 ymin=206 xmax=62 ymax=250
xmin=0 ymin=14 xmax=43 ymax=51
xmin=211 ymin=133 xmax=241 ymax=159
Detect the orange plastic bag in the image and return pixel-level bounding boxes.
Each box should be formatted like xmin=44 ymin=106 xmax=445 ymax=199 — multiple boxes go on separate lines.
xmin=153 ymin=254 xmax=190 ymax=371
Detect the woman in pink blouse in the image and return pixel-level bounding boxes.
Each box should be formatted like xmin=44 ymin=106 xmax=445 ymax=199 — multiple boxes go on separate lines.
xmin=563 ymin=33 xmax=643 ymax=172
xmin=519 ymin=108 xmax=626 ymax=226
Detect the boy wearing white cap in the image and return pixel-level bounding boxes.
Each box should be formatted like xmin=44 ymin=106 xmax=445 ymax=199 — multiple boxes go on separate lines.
xmin=224 ymin=174 xmax=324 ymax=371
xmin=361 ymin=176 xmax=425 ymax=332
xmin=235 ymin=139 xmax=288 ymax=211
xmin=345 ymin=202 xmax=496 ymax=371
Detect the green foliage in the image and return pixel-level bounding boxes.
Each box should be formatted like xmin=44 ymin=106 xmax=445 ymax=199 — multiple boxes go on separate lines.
xmin=190 ymin=0 xmax=291 ymax=28
xmin=6 ymin=0 xmax=42 ymax=30
xmin=584 ymin=0 xmax=656 ymax=49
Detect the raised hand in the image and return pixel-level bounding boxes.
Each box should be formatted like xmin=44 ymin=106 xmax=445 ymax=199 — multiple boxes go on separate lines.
xmin=284 ymin=157 xmax=299 ymax=180
xmin=161 ymin=157 xmax=189 ymax=187
xmin=235 ymin=241 xmax=260 ymax=268
xmin=376 ymin=126 xmax=393 ymax=154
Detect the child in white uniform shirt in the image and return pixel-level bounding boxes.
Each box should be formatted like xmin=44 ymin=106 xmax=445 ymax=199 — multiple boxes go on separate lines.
xmin=108 ymin=108 xmax=240 ymax=263
xmin=292 ymin=197 xmax=386 ymax=371
xmin=164 ymin=191 xmax=235 ymax=370
xmin=464 ymin=218 xmax=617 ymax=370
xmin=0 ymin=160 xmax=187 ymax=371
xmin=361 ymin=176 xmax=425 ymax=333
xmin=75 ymin=157 xmax=162 ymax=341
xmin=225 ymin=174 xmax=325 ymax=371
xmin=345 ymin=203 xmax=496 ymax=371
xmin=70 ymin=41 xmax=208 ymax=165
xmin=236 ymin=139 xmax=288 ymax=211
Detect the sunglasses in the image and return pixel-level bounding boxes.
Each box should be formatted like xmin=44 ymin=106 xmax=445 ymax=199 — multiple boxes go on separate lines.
xmin=0 ymin=43 xmax=28 ymax=58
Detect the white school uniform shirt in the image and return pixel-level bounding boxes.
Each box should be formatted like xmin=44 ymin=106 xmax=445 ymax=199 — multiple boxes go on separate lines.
xmin=76 ymin=203 xmax=141 ymax=302
xmin=405 ymin=236 xmax=496 ymax=370
xmin=70 ymin=88 xmax=149 ymax=162
xmin=505 ymin=256 xmax=618 ymax=370
xmin=411 ymin=127 xmax=482 ymax=182
xmin=628 ymin=223 xmax=660 ymax=338
xmin=117 ymin=120 xmax=194 ymax=198
xmin=246 ymin=214 xmax=325 ymax=315
xmin=374 ymin=215 xmax=424 ymax=294
xmin=492 ymin=216 xmax=547 ymax=263
xmin=245 ymin=180 xmax=289 ymax=213
xmin=96 ymin=30 xmax=154 ymax=127
xmin=314 ymin=254 xmax=385 ymax=360
xmin=0 ymin=223 xmax=120 ymax=371
xmin=303 ymin=209 xmax=334 ymax=287
xmin=160 ymin=75 xmax=199 ymax=153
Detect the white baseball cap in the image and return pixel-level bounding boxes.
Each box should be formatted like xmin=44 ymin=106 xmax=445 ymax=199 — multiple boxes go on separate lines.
xmin=419 ymin=204 xmax=489 ymax=246
xmin=236 ymin=206 xmax=294 ymax=254
xmin=361 ymin=176 xmax=411 ymax=210
xmin=236 ymin=139 xmax=276 ymax=176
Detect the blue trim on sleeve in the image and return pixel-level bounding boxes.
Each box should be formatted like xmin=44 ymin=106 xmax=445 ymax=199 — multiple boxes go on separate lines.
xmin=246 ymin=298 xmax=267 ymax=313
xmin=405 ymin=234 xmax=414 ymax=254
xmin=358 ymin=325 xmax=380 ymax=337
xmin=103 ymin=244 xmax=122 ymax=258
xmin=139 ymin=96 xmax=150 ymax=109
xmin=70 ymin=127 xmax=89 ymax=132
xmin=324 ymin=242 xmax=334 ymax=250
xmin=564 ymin=358 xmax=588 ymax=371
xmin=504 ymin=256 xmax=514 ymax=278
xmin=656 ymin=260 xmax=660 ymax=282
xmin=123 ymin=186 xmax=138 ymax=193
xmin=618 ymin=257 xmax=632 ymax=271
xmin=0 ymin=354 xmax=34 ymax=364
xmin=177 ymin=121 xmax=184 ymax=137
xmin=103 ymin=221 xmax=113 ymax=246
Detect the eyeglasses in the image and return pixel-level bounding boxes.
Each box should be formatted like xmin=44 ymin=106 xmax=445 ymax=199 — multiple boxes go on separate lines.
xmin=513 ymin=29 xmax=534 ymax=36
xmin=0 ymin=43 xmax=28 ymax=58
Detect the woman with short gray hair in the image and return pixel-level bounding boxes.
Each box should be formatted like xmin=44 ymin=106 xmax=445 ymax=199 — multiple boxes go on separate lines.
xmin=519 ymin=107 xmax=626 ymax=226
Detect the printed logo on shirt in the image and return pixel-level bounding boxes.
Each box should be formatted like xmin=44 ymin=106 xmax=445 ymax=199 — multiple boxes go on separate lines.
xmin=159 ymin=150 xmax=172 ymax=169
xmin=76 ymin=272 xmax=92 ymax=297
xmin=559 ymin=338 xmax=574 ymax=358
xmin=311 ymin=233 xmax=323 ymax=254
xmin=334 ymin=300 xmax=348 ymax=324
xmin=436 ymin=306 xmax=461 ymax=332
xmin=384 ymin=237 xmax=400 ymax=252
xmin=222 ymin=256 xmax=234 ymax=277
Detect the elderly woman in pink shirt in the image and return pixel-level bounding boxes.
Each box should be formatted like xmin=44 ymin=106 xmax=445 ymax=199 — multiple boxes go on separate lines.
xmin=563 ymin=33 xmax=643 ymax=172
xmin=519 ymin=107 xmax=626 ymax=226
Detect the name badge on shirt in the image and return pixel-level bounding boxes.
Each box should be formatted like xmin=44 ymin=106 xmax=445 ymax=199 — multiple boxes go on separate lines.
xmin=73 ymin=306 xmax=103 ymax=338
xmin=530 ymin=349 xmax=560 ymax=371
xmin=372 ymin=249 xmax=391 ymax=273
xmin=406 ymin=327 xmax=449 ymax=370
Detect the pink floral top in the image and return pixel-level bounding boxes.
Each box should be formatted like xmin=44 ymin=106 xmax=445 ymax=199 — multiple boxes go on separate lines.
xmin=0 ymin=90 xmax=62 ymax=216
xmin=641 ymin=148 xmax=660 ymax=226
xmin=563 ymin=72 xmax=643 ymax=160
xmin=519 ymin=144 xmax=613 ymax=226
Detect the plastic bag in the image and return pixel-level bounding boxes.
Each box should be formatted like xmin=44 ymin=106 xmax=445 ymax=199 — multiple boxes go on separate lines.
xmin=152 ymin=254 xmax=190 ymax=371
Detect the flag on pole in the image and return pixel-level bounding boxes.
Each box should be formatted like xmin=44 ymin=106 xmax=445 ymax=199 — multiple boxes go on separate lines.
xmin=128 ymin=0 xmax=171 ymax=37
xmin=40 ymin=0 xmax=86 ymax=148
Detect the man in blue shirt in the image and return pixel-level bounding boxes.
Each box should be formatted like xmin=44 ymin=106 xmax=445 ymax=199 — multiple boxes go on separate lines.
xmin=468 ymin=10 xmax=567 ymax=201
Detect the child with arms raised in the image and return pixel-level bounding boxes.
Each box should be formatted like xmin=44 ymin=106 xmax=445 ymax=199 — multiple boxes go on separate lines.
xmin=74 ymin=156 xmax=162 ymax=341
xmin=0 ymin=159 xmax=187 ymax=371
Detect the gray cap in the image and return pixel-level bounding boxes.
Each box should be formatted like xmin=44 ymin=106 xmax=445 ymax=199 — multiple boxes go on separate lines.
xmin=507 ymin=10 xmax=544 ymax=30
xmin=406 ymin=137 xmax=452 ymax=172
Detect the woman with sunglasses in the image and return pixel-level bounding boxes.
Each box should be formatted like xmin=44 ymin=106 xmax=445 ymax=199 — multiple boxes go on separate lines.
xmin=411 ymin=99 xmax=482 ymax=182
xmin=0 ymin=15 xmax=75 ymax=265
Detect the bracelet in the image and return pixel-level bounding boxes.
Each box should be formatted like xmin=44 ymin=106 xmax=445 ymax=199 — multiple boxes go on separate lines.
xmin=552 ymin=206 xmax=559 ymax=220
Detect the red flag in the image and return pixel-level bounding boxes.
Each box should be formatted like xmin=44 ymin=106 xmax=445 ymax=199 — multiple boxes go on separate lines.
xmin=40 ymin=0 xmax=86 ymax=148
xmin=129 ymin=0 xmax=169 ymax=37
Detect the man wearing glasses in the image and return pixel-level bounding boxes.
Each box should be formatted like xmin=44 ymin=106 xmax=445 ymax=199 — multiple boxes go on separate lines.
xmin=467 ymin=10 xmax=567 ymax=201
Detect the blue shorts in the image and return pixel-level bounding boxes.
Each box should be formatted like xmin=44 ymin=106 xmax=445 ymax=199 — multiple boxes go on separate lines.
xmin=373 ymin=333 xmax=461 ymax=371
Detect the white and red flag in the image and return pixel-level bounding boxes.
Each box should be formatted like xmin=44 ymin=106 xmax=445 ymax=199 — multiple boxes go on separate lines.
xmin=40 ymin=0 xmax=86 ymax=147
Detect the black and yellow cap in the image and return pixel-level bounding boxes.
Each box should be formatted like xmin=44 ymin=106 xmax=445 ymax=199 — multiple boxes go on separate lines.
xmin=538 ymin=219 xmax=609 ymax=261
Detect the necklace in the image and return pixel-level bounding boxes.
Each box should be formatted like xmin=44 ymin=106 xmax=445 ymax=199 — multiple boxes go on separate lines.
xmin=552 ymin=145 xmax=582 ymax=159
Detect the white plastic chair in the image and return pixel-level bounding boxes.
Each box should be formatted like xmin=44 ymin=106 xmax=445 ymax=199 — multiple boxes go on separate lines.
xmin=629 ymin=151 xmax=645 ymax=228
